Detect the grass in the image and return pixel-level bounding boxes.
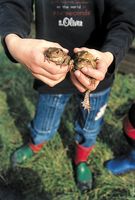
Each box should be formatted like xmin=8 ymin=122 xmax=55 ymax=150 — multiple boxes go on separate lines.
xmin=0 ymin=43 xmax=135 ymax=200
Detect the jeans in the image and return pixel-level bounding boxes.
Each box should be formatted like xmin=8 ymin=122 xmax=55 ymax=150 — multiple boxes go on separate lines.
xmin=29 ymin=87 xmax=111 ymax=147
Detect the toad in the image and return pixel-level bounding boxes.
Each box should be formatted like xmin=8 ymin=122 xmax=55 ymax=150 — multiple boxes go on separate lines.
xmin=44 ymin=47 xmax=74 ymax=68
xmin=73 ymin=51 xmax=98 ymax=111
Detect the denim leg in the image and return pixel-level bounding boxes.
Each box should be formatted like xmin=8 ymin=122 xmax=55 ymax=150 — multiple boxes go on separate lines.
xmin=75 ymin=88 xmax=111 ymax=147
xmin=29 ymin=93 xmax=72 ymax=144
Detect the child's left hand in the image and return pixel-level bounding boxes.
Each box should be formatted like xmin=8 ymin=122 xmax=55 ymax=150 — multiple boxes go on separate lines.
xmin=70 ymin=47 xmax=114 ymax=93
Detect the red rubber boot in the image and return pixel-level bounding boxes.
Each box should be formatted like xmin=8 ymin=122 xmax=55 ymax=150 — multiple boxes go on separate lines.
xmin=74 ymin=144 xmax=94 ymax=191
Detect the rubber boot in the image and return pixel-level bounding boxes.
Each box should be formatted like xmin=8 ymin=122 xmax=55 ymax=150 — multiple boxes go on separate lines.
xmin=105 ymin=116 xmax=135 ymax=175
xmin=11 ymin=141 xmax=44 ymax=166
xmin=74 ymin=144 xmax=94 ymax=191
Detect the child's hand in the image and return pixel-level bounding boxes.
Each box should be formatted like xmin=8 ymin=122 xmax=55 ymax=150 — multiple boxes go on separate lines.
xmin=5 ymin=34 xmax=69 ymax=87
xmin=70 ymin=47 xmax=114 ymax=92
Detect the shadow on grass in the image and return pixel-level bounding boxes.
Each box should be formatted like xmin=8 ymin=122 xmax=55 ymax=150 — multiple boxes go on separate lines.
xmin=114 ymin=99 xmax=134 ymax=119
xmin=0 ymin=184 xmax=22 ymax=200
xmin=0 ymin=59 xmax=37 ymax=144
xmin=0 ymin=167 xmax=52 ymax=200
xmin=100 ymin=123 xmax=130 ymax=155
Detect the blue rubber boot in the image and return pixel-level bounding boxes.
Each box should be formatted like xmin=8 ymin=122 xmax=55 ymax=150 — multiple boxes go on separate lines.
xmin=105 ymin=111 xmax=135 ymax=175
xmin=105 ymin=150 xmax=135 ymax=175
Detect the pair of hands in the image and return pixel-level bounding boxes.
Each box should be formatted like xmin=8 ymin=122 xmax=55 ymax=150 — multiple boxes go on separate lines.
xmin=5 ymin=34 xmax=114 ymax=92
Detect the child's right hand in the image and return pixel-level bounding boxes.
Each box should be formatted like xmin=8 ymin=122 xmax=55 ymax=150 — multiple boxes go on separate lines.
xmin=5 ymin=34 xmax=69 ymax=87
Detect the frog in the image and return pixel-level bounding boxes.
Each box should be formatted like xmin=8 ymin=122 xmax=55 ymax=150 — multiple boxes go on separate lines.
xmin=44 ymin=47 xmax=74 ymax=68
xmin=73 ymin=50 xmax=98 ymax=112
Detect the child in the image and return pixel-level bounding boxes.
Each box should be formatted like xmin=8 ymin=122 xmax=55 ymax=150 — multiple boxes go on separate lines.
xmin=0 ymin=0 xmax=135 ymax=191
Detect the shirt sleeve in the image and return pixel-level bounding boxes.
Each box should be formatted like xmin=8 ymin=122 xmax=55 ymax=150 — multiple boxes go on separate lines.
xmin=0 ymin=0 xmax=33 ymax=62
xmin=101 ymin=0 xmax=135 ymax=70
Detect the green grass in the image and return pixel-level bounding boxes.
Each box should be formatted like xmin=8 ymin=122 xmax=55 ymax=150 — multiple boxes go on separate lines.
xmin=0 ymin=43 xmax=135 ymax=200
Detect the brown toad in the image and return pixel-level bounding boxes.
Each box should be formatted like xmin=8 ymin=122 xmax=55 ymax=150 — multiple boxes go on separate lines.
xmin=44 ymin=47 xmax=74 ymax=68
xmin=73 ymin=51 xmax=98 ymax=112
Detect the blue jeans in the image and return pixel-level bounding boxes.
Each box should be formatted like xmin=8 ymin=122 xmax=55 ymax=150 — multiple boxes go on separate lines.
xmin=29 ymin=88 xmax=111 ymax=147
